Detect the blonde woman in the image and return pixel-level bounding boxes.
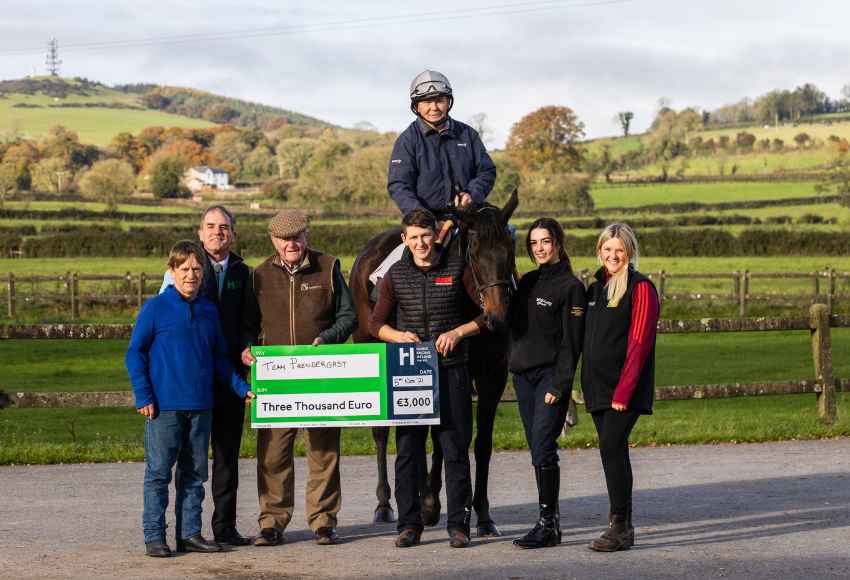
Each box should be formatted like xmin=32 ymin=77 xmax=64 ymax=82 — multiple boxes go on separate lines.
xmin=581 ymin=223 xmax=659 ymax=552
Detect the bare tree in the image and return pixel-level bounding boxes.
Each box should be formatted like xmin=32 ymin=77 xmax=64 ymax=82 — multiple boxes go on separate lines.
xmin=468 ymin=113 xmax=491 ymax=145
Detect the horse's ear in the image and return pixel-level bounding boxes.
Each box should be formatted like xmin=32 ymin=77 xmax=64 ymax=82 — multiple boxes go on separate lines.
xmin=500 ymin=188 xmax=519 ymax=224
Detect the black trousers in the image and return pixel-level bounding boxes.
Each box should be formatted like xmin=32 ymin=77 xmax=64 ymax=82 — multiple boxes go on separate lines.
xmin=591 ymin=409 xmax=640 ymax=517
xmin=395 ymin=365 xmax=473 ymax=533
xmin=210 ymin=392 xmax=247 ymax=537
xmin=513 ymin=366 xmax=569 ymax=467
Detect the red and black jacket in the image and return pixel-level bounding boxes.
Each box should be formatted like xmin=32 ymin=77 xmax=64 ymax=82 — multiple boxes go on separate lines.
xmin=581 ymin=267 xmax=658 ymax=414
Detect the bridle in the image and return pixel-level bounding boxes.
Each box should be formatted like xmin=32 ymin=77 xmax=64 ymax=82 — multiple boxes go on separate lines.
xmin=460 ymin=207 xmax=515 ymax=309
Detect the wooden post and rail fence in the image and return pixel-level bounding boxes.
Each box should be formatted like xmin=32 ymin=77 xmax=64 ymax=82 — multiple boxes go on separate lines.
xmin=3 ymin=269 xmax=849 ymax=320
xmin=0 ymin=305 xmax=841 ymax=424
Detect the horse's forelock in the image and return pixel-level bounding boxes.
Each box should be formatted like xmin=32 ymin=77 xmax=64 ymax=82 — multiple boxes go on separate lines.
xmin=457 ymin=204 xmax=507 ymax=246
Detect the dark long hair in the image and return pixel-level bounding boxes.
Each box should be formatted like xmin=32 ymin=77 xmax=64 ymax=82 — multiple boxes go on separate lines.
xmin=525 ymin=217 xmax=572 ymax=271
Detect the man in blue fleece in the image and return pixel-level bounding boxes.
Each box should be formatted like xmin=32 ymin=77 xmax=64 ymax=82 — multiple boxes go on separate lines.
xmin=126 ymin=240 xmax=254 ymax=558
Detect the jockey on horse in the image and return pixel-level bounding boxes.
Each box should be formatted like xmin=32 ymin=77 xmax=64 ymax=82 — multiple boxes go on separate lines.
xmin=354 ymin=70 xmax=516 ymax=538
xmin=370 ymin=69 xmax=498 ymax=289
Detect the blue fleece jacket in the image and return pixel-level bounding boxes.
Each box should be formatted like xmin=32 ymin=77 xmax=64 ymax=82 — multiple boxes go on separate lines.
xmin=125 ymin=285 xmax=251 ymax=410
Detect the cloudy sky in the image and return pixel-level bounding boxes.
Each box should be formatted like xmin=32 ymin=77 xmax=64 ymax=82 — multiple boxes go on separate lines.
xmin=2 ymin=0 xmax=849 ymax=147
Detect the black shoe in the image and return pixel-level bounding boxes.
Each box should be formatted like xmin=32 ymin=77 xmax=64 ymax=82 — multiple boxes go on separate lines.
xmin=254 ymin=527 xmax=284 ymax=547
xmin=176 ymin=533 xmax=222 ymax=553
xmin=145 ymin=540 xmax=172 ymax=558
xmin=513 ymin=464 xmax=561 ymax=549
xmin=394 ymin=528 xmax=422 ymax=548
xmin=315 ymin=527 xmax=340 ymax=545
xmin=215 ymin=528 xmax=253 ymax=546
xmin=448 ymin=528 xmax=471 ymax=548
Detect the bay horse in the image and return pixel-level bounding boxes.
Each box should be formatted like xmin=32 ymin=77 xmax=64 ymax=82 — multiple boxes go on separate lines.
xmin=349 ymin=190 xmax=518 ymax=537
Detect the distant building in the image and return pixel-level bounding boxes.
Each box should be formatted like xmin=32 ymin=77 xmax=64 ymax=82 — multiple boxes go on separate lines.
xmin=185 ymin=166 xmax=230 ymax=191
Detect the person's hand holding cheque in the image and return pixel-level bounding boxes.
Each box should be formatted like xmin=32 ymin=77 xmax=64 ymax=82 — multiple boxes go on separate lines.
xmin=240 ymin=347 xmax=257 ymax=406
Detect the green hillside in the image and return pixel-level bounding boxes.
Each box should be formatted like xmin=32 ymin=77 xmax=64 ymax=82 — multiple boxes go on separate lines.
xmin=0 ymin=76 xmax=335 ymax=146
xmin=0 ymin=77 xmax=215 ymax=145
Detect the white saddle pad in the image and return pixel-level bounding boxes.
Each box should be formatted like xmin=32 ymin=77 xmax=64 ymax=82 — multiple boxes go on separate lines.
xmin=369 ymin=243 xmax=406 ymax=286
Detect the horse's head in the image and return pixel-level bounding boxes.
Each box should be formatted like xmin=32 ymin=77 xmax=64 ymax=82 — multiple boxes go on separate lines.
xmin=457 ymin=189 xmax=519 ymax=331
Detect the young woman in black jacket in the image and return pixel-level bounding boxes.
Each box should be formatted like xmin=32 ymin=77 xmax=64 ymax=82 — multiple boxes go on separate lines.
xmin=582 ymin=223 xmax=659 ymax=552
xmin=508 ymin=218 xmax=587 ymax=549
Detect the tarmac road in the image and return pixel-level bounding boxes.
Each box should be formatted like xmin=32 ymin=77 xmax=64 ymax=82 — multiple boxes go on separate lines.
xmin=0 ymin=439 xmax=848 ymax=579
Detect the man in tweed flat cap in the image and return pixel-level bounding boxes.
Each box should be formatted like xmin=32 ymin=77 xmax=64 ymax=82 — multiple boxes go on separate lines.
xmin=242 ymin=209 xmax=357 ymax=546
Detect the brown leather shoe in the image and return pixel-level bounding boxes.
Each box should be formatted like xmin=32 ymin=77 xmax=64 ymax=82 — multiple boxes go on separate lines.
xmin=394 ymin=528 xmax=422 ymax=548
xmin=448 ymin=528 xmax=471 ymax=548
xmin=589 ymin=514 xmax=634 ymax=552
xmin=315 ymin=527 xmax=340 ymax=545
xmin=254 ymin=527 xmax=284 ymax=547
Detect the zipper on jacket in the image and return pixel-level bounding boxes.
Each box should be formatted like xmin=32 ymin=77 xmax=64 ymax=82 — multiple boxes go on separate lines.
xmin=289 ymin=274 xmax=296 ymax=345
xmin=421 ymin=270 xmax=430 ymax=340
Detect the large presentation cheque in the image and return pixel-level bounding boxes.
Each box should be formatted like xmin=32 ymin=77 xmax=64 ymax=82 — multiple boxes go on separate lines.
xmin=250 ymin=342 xmax=440 ymax=428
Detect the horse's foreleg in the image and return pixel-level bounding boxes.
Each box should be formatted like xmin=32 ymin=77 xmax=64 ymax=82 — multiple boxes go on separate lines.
xmin=421 ymin=427 xmax=443 ymax=527
xmin=472 ymin=371 xmax=506 ymax=537
xmin=372 ymin=426 xmax=395 ymax=523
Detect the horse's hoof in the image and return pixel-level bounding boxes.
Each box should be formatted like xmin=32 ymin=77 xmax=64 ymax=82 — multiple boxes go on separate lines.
xmin=421 ymin=497 xmax=441 ymax=527
xmin=373 ymin=506 xmax=396 ymax=524
xmin=477 ymin=521 xmax=501 ymax=537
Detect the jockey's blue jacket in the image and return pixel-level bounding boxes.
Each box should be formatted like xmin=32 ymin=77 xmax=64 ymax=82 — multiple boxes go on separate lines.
xmin=387 ymin=117 xmax=496 ymax=216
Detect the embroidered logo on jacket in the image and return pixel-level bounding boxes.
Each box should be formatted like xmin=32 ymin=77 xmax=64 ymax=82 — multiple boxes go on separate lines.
xmin=391 ymin=159 xmax=402 ymax=164
xmin=570 ymin=306 xmax=585 ymax=317
xmin=457 ymin=143 xmax=468 ymax=147
xmin=536 ymin=297 xmax=553 ymax=307
xmin=434 ymin=276 xmax=453 ymax=286
xmin=300 ymin=283 xmax=323 ymax=292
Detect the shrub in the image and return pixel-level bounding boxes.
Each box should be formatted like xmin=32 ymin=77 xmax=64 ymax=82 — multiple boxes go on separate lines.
xmin=149 ymin=156 xmax=189 ymax=198
xmin=772 ymin=138 xmax=785 ymax=151
xmin=794 ymin=132 xmax=812 ymax=148
xmin=78 ymin=159 xmax=136 ymax=203
xmin=735 ymin=132 xmax=757 ymax=151
xmin=261 ymin=179 xmax=293 ymax=201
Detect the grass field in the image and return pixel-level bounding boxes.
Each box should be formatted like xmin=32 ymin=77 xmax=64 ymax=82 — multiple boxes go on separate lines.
xmin=1 ymin=200 xmax=198 ymax=213
xmin=584 ymin=135 xmax=643 ymax=156
xmin=624 ymin=150 xmax=837 ymax=179
xmin=590 ymin=181 xmax=823 ymax=209
xmin=3 ymin=255 xmax=850 ymax=279
xmin=698 ymin=120 xmax=850 ymax=144
xmin=3 ymin=328 xmax=847 ymax=393
xmin=1 ymin=393 xmax=847 ymax=464
xmin=0 ymin=89 xmax=215 ymax=145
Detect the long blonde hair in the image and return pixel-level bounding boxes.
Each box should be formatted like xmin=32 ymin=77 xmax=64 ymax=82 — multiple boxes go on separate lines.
xmin=596 ymin=223 xmax=639 ymax=307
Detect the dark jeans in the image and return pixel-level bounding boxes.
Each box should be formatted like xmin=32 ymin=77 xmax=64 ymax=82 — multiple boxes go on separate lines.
xmin=142 ymin=410 xmax=212 ymax=543
xmin=395 ymin=365 xmax=473 ymax=533
xmin=513 ymin=366 xmax=569 ymax=467
xmin=591 ymin=409 xmax=640 ymax=517
xmin=210 ymin=395 xmax=246 ymax=537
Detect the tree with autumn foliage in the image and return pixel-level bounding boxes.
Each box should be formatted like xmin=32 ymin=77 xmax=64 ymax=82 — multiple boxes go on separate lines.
xmin=505 ymin=106 xmax=586 ymax=172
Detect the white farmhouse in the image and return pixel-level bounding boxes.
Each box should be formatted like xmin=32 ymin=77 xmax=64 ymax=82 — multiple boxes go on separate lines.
xmin=185 ymin=166 xmax=230 ymax=191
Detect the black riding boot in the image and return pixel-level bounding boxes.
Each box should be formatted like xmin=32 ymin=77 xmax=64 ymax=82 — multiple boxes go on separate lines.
xmin=513 ymin=464 xmax=561 ymax=549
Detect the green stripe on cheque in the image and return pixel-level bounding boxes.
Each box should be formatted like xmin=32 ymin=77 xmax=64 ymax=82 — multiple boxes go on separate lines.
xmin=250 ymin=342 xmax=441 ymax=428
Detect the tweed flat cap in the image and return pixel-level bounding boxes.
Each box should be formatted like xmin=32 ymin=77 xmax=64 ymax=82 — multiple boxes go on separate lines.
xmin=268 ymin=210 xmax=309 ymax=238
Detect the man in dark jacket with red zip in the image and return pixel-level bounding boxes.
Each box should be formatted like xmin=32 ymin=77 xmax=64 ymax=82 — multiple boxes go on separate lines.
xmin=369 ymin=208 xmax=485 ymax=549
